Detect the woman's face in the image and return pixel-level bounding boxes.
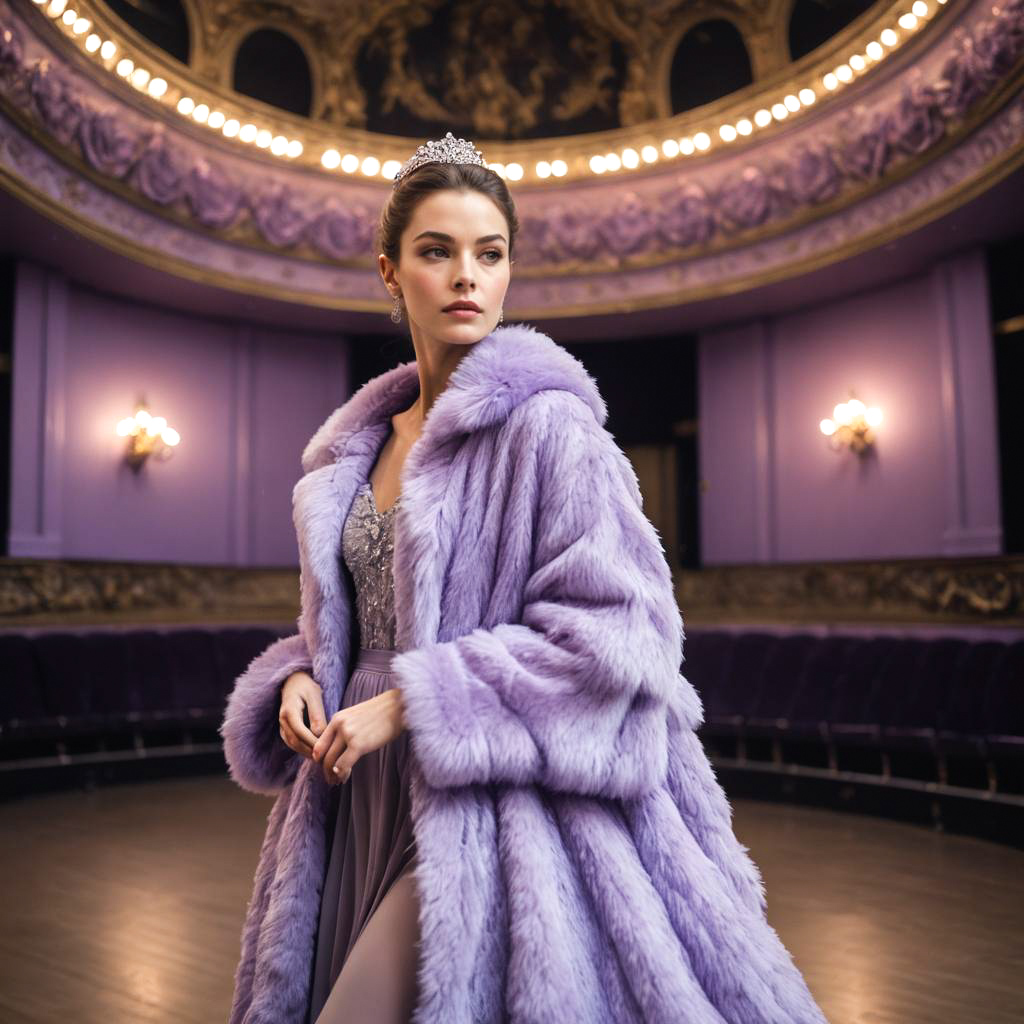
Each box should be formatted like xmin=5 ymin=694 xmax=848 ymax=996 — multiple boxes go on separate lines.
xmin=379 ymin=188 xmax=512 ymax=348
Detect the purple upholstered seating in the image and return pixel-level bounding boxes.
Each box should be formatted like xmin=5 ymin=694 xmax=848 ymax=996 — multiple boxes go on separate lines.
xmin=983 ymin=640 xmax=1024 ymax=795
xmin=938 ymin=641 xmax=1010 ymax=789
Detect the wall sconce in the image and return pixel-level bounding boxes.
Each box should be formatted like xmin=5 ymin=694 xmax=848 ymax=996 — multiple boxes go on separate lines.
xmin=819 ymin=394 xmax=882 ymax=455
xmin=116 ymin=399 xmax=181 ymax=473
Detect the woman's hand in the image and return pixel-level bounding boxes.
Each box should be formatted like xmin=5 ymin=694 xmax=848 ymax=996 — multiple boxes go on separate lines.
xmin=278 ymin=670 xmax=327 ymax=759
xmin=311 ymin=688 xmax=407 ymax=785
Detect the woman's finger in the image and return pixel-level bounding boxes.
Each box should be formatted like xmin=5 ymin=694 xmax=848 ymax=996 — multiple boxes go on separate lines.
xmin=284 ymin=697 xmax=319 ymax=755
xmin=305 ymin=689 xmax=328 ymax=739
xmin=322 ymin=731 xmax=351 ymax=784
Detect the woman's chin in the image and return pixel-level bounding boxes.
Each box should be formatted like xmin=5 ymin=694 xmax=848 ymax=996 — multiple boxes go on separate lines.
xmin=435 ymin=319 xmax=494 ymax=343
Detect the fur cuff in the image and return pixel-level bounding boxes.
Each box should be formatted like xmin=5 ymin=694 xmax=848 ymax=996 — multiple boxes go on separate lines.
xmin=219 ymin=632 xmax=313 ymax=796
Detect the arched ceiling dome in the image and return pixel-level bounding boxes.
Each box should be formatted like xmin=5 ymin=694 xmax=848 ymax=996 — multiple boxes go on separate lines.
xmin=98 ymin=0 xmax=892 ymax=138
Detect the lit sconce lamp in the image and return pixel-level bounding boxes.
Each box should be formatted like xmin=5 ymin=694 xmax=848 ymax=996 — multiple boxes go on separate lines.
xmin=116 ymin=399 xmax=181 ymax=472
xmin=819 ymin=394 xmax=883 ymax=455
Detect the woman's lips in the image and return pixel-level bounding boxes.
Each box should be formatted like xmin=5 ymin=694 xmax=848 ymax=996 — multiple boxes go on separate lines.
xmin=444 ymin=308 xmax=480 ymax=318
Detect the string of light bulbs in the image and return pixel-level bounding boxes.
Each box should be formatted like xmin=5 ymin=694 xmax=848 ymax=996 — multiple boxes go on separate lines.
xmin=32 ymin=0 xmax=946 ymax=184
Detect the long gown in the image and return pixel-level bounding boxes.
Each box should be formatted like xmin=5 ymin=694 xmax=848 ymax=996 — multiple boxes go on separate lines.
xmin=306 ymin=480 xmax=421 ymax=1024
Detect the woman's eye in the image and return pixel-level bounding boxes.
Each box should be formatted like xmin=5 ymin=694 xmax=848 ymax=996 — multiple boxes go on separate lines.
xmin=422 ymin=247 xmax=504 ymax=261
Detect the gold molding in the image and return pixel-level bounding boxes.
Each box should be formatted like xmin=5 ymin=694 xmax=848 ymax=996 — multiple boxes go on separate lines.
xmin=0 ymin=557 xmax=300 ymax=627
xmin=2 ymin=555 xmax=1021 ymax=629
xmin=677 ymin=555 xmax=1024 ymax=627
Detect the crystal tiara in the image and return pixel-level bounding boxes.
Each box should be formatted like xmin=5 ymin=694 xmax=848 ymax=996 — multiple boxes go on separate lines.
xmin=392 ymin=131 xmax=488 ymax=188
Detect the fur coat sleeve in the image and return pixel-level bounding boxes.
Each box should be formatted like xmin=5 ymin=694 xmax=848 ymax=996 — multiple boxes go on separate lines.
xmin=390 ymin=389 xmax=698 ymax=799
xmin=218 ymin=629 xmax=313 ymax=796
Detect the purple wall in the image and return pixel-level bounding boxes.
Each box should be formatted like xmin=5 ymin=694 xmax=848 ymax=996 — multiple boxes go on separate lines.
xmin=9 ymin=241 xmax=1005 ymax=569
xmin=9 ymin=261 xmax=350 ymax=566
xmin=698 ymin=246 xmax=1003 ymax=564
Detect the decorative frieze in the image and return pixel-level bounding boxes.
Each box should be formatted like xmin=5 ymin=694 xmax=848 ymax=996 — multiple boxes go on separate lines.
xmin=1 ymin=556 xmax=1020 ymax=628
xmin=0 ymin=557 xmax=300 ymax=627
xmin=678 ymin=556 xmax=1024 ymax=626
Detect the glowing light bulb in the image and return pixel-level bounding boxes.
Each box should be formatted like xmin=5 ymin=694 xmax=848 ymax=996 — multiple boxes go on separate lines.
xmin=820 ymin=419 xmax=837 ymax=436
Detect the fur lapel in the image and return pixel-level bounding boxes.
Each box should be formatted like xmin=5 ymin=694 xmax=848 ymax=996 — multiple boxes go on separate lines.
xmin=291 ymin=322 xmax=606 ymax=715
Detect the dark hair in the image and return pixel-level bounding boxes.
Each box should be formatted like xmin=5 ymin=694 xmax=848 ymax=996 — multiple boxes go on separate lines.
xmin=376 ymin=162 xmax=520 ymax=266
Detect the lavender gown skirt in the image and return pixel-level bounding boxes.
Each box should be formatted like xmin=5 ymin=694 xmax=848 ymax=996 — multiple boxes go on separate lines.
xmin=307 ymin=647 xmax=421 ymax=1024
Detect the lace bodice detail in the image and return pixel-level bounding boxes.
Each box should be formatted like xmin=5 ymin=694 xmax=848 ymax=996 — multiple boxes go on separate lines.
xmin=341 ymin=481 xmax=402 ymax=650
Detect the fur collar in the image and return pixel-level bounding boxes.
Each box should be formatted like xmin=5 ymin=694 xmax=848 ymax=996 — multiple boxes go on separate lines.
xmin=300 ymin=322 xmax=607 ymax=474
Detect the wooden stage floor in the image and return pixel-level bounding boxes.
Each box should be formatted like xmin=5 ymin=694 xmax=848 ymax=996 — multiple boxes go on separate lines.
xmin=0 ymin=777 xmax=1021 ymax=1023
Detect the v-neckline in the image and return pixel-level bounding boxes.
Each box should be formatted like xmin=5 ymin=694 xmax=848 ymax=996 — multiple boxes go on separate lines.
xmin=365 ymin=480 xmax=401 ymax=518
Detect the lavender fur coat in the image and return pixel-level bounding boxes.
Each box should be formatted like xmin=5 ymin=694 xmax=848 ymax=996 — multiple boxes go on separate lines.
xmin=220 ymin=324 xmax=828 ymax=1024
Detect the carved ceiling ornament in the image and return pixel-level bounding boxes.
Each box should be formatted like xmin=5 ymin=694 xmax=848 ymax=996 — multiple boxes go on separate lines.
xmin=188 ymin=0 xmax=782 ymax=135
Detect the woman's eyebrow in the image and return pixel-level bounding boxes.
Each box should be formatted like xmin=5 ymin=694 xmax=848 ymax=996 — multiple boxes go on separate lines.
xmin=412 ymin=231 xmax=507 ymax=244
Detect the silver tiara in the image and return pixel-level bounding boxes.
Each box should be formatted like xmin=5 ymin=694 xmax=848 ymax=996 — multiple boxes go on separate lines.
xmin=392 ymin=131 xmax=487 ymax=188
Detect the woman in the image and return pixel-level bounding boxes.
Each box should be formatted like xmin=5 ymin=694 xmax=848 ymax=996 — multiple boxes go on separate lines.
xmin=220 ymin=133 xmax=829 ymax=1024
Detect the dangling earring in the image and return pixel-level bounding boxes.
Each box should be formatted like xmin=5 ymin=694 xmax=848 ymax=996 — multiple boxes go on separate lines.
xmin=390 ymin=294 xmax=403 ymax=324
xmin=498 ymin=308 xmax=504 ymax=324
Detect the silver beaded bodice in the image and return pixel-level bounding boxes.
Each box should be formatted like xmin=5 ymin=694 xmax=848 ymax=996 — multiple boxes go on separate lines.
xmin=341 ymin=481 xmax=401 ymax=650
